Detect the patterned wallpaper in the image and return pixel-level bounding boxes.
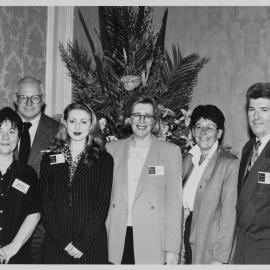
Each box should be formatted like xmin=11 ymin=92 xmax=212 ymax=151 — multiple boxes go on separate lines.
xmin=75 ymin=6 xmax=270 ymax=155
xmin=0 ymin=6 xmax=47 ymax=109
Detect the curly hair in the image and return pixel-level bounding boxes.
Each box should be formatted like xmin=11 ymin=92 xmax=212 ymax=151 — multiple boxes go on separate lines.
xmin=52 ymin=103 xmax=105 ymax=166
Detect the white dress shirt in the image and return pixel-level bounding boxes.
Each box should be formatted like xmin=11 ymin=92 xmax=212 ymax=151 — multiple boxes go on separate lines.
xmin=183 ymin=141 xmax=218 ymax=211
xmin=127 ymin=145 xmax=149 ymax=226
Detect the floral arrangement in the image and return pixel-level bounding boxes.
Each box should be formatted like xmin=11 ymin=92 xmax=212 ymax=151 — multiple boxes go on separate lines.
xmin=59 ymin=7 xmax=208 ymax=153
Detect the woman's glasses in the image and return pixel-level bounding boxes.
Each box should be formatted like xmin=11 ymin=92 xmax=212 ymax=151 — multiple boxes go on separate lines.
xmin=131 ymin=113 xmax=154 ymax=123
xmin=194 ymin=125 xmax=217 ymax=134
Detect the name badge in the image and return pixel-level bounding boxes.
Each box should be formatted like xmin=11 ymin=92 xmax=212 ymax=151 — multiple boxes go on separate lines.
xmin=12 ymin=179 xmax=30 ymax=194
xmin=50 ymin=153 xmax=65 ymax=165
xmin=148 ymin=166 xmax=164 ymax=176
xmin=258 ymin=171 xmax=270 ymax=184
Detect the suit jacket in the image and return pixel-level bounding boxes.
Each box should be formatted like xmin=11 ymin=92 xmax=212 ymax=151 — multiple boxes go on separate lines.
xmin=106 ymin=136 xmax=182 ymax=264
xmin=237 ymin=138 xmax=270 ymax=247
xmin=183 ymin=147 xmax=239 ymax=264
xmin=40 ymin=149 xmax=114 ymax=263
xmin=15 ymin=113 xmax=59 ymax=176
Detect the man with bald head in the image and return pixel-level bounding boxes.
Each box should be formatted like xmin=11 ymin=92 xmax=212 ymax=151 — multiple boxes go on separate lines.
xmin=14 ymin=76 xmax=59 ymax=263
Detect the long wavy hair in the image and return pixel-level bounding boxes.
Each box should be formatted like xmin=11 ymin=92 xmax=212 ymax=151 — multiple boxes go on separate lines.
xmin=52 ymin=103 xmax=105 ymax=166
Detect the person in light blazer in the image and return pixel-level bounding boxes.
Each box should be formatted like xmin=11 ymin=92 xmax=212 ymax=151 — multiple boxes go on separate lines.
xmin=181 ymin=105 xmax=239 ymax=264
xmin=40 ymin=103 xmax=113 ymax=264
xmin=106 ymin=95 xmax=182 ymax=264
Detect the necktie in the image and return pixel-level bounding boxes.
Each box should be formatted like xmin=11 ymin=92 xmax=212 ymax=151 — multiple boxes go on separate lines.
xmin=18 ymin=122 xmax=32 ymax=164
xmin=249 ymin=140 xmax=261 ymax=170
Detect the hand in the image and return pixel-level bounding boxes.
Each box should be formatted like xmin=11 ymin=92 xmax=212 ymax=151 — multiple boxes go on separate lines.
xmin=0 ymin=248 xmax=7 ymax=264
xmin=64 ymin=242 xmax=83 ymax=259
xmin=0 ymin=243 xmax=20 ymax=264
xmin=165 ymin=251 xmax=179 ymax=264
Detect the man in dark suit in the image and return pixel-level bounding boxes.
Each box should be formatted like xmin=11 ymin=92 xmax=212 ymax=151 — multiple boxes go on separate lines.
xmin=234 ymin=82 xmax=270 ymax=264
xmin=14 ymin=76 xmax=59 ymax=263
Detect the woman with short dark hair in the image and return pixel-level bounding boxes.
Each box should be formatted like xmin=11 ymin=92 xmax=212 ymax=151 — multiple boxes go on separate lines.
xmin=0 ymin=107 xmax=40 ymax=264
xmin=40 ymin=103 xmax=113 ymax=264
xmin=181 ymin=104 xmax=238 ymax=264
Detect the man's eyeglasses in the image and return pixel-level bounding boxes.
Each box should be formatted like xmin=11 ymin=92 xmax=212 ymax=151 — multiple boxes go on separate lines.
xmin=17 ymin=95 xmax=43 ymax=104
xmin=194 ymin=125 xmax=217 ymax=134
xmin=130 ymin=113 xmax=154 ymax=123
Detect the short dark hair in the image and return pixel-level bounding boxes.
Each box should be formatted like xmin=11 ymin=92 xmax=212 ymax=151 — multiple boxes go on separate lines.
xmin=190 ymin=104 xmax=225 ymax=131
xmin=124 ymin=95 xmax=160 ymax=135
xmin=246 ymin=82 xmax=270 ymax=104
xmin=0 ymin=107 xmax=23 ymax=137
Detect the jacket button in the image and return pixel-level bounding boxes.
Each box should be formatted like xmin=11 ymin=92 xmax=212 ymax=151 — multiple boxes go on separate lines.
xmin=151 ymin=206 xmax=155 ymax=210
xmin=112 ymin=203 xmax=115 ymax=208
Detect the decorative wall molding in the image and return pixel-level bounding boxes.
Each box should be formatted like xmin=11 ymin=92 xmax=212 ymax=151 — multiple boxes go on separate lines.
xmin=45 ymin=6 xmax=74 ymax=117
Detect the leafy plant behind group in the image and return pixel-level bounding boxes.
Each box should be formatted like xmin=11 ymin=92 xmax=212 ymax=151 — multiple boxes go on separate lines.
xmin=59 ymin=6 xmax=208 ymax=151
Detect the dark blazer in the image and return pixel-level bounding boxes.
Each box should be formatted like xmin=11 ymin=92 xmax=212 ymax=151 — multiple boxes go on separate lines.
xmin=28 ymin=114 xmax=59 ymax=176
xmin=40 ymin=149 xmax=114 ymax=264
xmin=237 ymin=138 xmax=270 ymax=247
xmin=15 ymin=113 xmax=59 ymax=176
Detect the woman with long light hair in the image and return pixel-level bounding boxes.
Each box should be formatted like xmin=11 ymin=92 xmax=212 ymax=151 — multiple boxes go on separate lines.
xmin=40 ymin=103 xmax=113 ymax=264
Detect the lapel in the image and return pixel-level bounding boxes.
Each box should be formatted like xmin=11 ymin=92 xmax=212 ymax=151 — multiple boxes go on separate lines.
xmin=72 ymin=156 xmax=89 ymax=184
xmin=238 ymin=139 xmax=254 ymax=192
xmin=116 ymin=138 xmax=130 ymax=202
xmin=190 ymin=148 xmax=220 ymax=234
xmin=238 ymin=139 xmax=270 ymax=212
xmin=182 ymin=153 xmax=194 ymax=186
xmin=133 ymin=136 xmax=158 ymax=201
xmin=28 ymin=114 xmax=47 ymax=165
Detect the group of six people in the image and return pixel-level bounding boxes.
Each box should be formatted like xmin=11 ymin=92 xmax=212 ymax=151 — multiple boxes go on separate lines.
xmin=0 ymin=76 xmax=269 ymax=264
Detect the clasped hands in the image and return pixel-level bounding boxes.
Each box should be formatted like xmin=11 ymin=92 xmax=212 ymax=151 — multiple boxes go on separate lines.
xmin=0 ymin=243 xmax=20 ymax=264
xmin=64 ymin=242 xmax=83 ymax=259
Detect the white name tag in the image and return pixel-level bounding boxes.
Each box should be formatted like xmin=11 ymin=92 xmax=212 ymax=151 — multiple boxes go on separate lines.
xmin=12 ymin=179 xmax=30 ymax=194
xmin=50 ymin=153 xmax=65 ymax=165
xmin=148 ymin=165 xmax=164 ymax=176
xmin=258 ymin=171 xmax=270 ymax=184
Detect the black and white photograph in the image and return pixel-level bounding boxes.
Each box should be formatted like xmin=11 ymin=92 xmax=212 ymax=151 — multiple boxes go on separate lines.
xmin=0 ymin=0 xmax=270 ymax=267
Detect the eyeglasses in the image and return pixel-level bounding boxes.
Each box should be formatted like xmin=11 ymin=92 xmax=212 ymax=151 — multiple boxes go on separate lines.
xmin=130 ymin=113 xmax=154 ymax=123
xmin=194 ymin=125 xmax=217 ymax=134
xmin=17 ymin=95 xmax=43 ymax=104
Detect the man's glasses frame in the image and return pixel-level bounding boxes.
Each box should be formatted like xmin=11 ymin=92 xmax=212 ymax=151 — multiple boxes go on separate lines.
xmin=17 ymin=95 xmax=43 ymax=104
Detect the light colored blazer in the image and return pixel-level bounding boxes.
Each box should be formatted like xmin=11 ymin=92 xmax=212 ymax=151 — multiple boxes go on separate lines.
xmin=183 ymin=147 xmax=239 ymax=264
xmin=106 ymin=136 xmax=182 ymax=264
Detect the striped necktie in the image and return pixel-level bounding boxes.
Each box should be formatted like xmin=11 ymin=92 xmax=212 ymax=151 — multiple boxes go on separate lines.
xmin=249 ymin=140 xmax=261 ymax=170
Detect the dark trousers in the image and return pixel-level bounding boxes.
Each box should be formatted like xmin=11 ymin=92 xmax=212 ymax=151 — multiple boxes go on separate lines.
xmin=184 ymin=211 xmax=192 ymax=264
xmin=233 ymin=229 xmax=270 ymax=264
xmin=121 ymin=226 xmax=135 ymax=264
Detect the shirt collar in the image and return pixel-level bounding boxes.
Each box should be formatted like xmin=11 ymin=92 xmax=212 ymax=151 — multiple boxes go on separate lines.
xmin=189 ymin=140 xmax=219 ymax=166
xmin=256 ymin=133 xmax=270 ymax=151
xmin=18 ymin=112 xmax=41 ymax=125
